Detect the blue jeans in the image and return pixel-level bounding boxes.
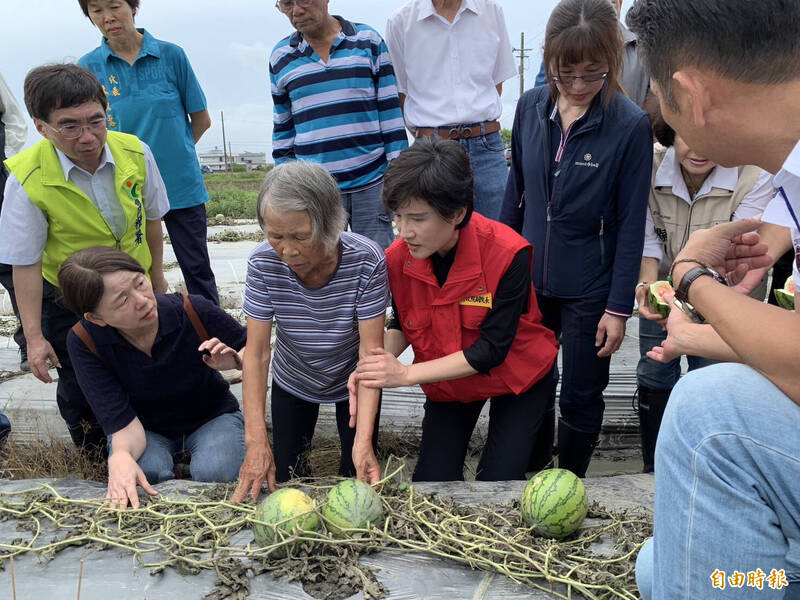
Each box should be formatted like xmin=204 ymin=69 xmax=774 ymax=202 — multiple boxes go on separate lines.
xmin=635 ymin=363 xmax=800 ymax=599
xmin=637 ymin=316 xmax=716 ymax=389
xmin=133 ymin=411 xmax=245 ymax=483
xmin=340 ymin=180 xmax=395 ymax=250
xmin=455 ymin=131 xmax=508 ymax=221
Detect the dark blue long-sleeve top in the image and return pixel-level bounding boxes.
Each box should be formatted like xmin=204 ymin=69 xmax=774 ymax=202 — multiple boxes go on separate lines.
xmin=500 ymin=85 xmax=652 ymax=316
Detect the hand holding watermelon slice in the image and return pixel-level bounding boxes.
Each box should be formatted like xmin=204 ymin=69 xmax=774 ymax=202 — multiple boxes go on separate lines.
xmin=646 ymin=281 xmax=674 ymax=319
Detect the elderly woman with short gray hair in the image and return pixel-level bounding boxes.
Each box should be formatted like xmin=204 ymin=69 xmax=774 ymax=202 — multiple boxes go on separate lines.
xmin=231 ymin=162 xmax=389 ymax=501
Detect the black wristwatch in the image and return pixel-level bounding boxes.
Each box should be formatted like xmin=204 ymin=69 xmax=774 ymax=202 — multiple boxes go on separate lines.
xmin=674 ymin=265 xmax=727 ymax=304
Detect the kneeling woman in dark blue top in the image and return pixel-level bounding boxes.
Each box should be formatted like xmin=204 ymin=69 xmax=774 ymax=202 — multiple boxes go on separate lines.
xmin=501 ymin=0 xmax=653 ymax=477
xmin=59 ymin=247 xmax=246 ymax=508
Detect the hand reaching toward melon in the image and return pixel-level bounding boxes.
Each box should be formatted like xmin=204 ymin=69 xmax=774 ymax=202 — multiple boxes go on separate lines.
xmin=352 ymin=440 xmax=382 ymax=485
xmin=231 ymin=440 xmax=277 ymax=502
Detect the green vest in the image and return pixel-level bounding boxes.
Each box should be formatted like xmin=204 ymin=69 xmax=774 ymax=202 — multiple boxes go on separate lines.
xmin=4 ymin=131 xmax=152 ymax=286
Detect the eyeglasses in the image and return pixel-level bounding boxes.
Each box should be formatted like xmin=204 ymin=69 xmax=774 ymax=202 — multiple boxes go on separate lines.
xmin=275 ymin=0 xmax=314 ymax=13
xmin=551 ymin=72 xmax=608 ymax=87
xmin=44 ymin=117 xmax=107 ymax=139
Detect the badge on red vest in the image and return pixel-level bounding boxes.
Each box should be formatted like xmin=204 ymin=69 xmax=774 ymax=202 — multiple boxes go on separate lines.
xmin=459 ymin=292 xmax=492 ymax=308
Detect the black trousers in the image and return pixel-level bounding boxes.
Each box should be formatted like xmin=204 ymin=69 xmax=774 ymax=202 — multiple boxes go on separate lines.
xmin=0 ymin=267 xmax=26 ymax=356
xmin=537 ymin=295 xmax=611 ymax=433
xmin=163 ymin=204 xmax=219 ymax=305
xmin=270 ymin=379 xmax=381 ymax=482
xmin=412 ymin=367 xmax=557 ymax=482
xmin=40 ymin=281 xmax=105 ymax=452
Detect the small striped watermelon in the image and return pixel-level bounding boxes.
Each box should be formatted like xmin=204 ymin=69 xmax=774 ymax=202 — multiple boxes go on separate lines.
xmin=251 ymin=488 xmax=320 ymax=551
xmin=520 ymin=468 xmax=588 ymax=539
xmin=321 ymin=479 xmax=384 ymax=534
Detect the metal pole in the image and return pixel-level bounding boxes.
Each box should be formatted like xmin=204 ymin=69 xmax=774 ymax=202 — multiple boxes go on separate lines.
xmin=221 ymin=111 xmax=229 ymax=171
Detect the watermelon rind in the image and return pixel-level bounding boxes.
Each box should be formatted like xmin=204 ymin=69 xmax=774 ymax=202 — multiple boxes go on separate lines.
xmin=647 ymin=281 xmax=672 ymax=318
xmin=321 ymin=479 xmax=384 ymax=535
xmin=520 ymin=468 xmax=588 ymax=539
xmin=251 ymin=488 xmax=320 ymax=552
xmin=774 ymin=288 xmax=795 ymax=310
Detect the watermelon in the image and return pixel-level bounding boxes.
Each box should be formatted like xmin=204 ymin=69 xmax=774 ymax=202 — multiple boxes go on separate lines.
xmin=774 ymin=275 xmax=795 ymax=310
xmin=647 ymin=281 xmax=673 ymax=318
xmin=321 ymin=479 xmax=384 ymax=534
xmin=520 ymin=468 xmax=588 ymax=539
xmin=251 ymin=488 xmax=320 ymax=552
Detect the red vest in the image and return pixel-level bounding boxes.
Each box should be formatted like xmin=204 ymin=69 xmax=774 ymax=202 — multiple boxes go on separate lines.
xmin=386 ymin=213 xmax=558 ymax=403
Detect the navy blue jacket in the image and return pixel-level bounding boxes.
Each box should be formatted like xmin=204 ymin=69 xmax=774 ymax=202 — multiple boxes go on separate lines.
xmin=500 ymin=86 xmax=652 ymax=316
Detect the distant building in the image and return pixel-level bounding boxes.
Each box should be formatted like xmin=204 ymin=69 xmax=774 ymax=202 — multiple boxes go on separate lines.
xmin=199 ymin=147 xmax=268 ymax=172
xmin=239 ymin=151 xmax=268 ymax=169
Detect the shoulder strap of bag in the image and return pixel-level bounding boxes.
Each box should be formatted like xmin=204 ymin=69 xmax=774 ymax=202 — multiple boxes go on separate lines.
xmin=71 ymin=322 xmax=100 ymax=358
xmin=182 ymin=293 xmax=210 ymax=343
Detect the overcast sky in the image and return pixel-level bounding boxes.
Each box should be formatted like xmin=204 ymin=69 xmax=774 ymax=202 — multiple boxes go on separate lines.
xmin=1 ymin=0 xmax=634 ymax=157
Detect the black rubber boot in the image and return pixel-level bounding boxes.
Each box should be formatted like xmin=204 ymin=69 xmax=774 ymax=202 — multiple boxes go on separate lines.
xmin=557 ymin=419 xmax=599 ymax=478
xmin=636 ymin=386 xmax=672 ymax=473
xmin=527 ymin=408 xmax=556 ymax=472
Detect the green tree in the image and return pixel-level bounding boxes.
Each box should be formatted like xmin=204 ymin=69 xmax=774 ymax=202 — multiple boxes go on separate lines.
xmin=501 ymin=128 xmax=512 ymax=149
xmin=231 ymin=163 xmax=246 ymax=173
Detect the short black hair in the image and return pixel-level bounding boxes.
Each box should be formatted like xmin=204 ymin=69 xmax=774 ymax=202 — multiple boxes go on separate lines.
xmin=382 ymin=139 xmax=474 ymax=230
xmin=627 ymin=0 xmax=800 ymax=109
xmin=24 ymin=64 xmax=107 ymax=122
xmin=77 ymin=0 xmax=139 ymax=18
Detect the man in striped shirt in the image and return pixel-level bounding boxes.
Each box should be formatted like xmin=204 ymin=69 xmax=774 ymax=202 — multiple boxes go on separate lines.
xmin=270 ymin=0 xmax=409 ymax=249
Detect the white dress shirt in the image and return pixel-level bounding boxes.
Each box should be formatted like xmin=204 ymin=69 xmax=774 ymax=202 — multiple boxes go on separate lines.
xmin=0 ymin=141 xmax=169 ymax=266
xmin=385 ymin=0 xmax=517 ymax=129
xmin=763 ymin=139 xmax=800 ymax=291
xmin=643 ymin=146 xmax=775 ymax=261
xmin=0 ymin=72 xmax=28 ymax=157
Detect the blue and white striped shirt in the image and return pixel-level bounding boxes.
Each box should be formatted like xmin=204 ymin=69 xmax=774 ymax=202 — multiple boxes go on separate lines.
xmin=243 ymin=232 xmax=390 ymax=404
xmin=269 ymin=16 xmax=409 ymax=191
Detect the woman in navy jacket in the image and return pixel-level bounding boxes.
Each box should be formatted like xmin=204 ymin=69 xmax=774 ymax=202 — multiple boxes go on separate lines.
xmin=500 ymin=0 xmax=652 ymax=477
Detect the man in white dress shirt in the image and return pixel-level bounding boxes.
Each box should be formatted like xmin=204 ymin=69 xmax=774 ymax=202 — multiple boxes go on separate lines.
xmin=0 ymin=72 xmax=29 ymax=374
xmin=0 ymin=64 xmax=169 ymax=455
xmin=385 ymin=0 xmax=516 ymax=220
xmin=626 ymin=0 xmax=800 ymax=597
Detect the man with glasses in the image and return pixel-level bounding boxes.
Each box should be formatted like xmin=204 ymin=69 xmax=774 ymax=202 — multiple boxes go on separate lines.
xmin=270 ymin=0 xmax=408 ymax=250
xmin=0 ymin=64 xmax=169 ymax=455
xmin=384 ymin=0 xmax=517 ymax=220
xmin=625 ymin=0 xmax=800 ymax=597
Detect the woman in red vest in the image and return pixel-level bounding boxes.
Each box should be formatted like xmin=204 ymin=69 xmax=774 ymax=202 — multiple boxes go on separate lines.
xmin=350 ymin=139 xmax=559 ymax=482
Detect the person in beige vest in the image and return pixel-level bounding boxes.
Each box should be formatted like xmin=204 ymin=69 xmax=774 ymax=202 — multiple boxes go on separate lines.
xmin=634 ymin=114 xmax=774 ymax=473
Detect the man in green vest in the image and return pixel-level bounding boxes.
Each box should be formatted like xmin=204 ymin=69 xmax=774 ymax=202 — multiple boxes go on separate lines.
xmin=0 ymin=64 xmax=169 ymax=454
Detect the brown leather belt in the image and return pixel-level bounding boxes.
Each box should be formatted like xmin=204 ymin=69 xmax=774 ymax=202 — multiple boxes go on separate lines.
xmin=414 ymin=120 xmax=501 ymax=140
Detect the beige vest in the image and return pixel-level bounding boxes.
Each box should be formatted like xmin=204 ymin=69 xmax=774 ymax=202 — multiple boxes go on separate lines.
xmin=649 ymin=148 xmax=763 ymax=280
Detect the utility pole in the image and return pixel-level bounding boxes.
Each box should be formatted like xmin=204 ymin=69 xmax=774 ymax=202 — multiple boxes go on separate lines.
xmin=221 ymin=111 xmax=229 ymax=171
xmin=512 ymin=32 xmax=532 ymax=97
xmin=229 ymin=141 xmax=234 ymax=168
